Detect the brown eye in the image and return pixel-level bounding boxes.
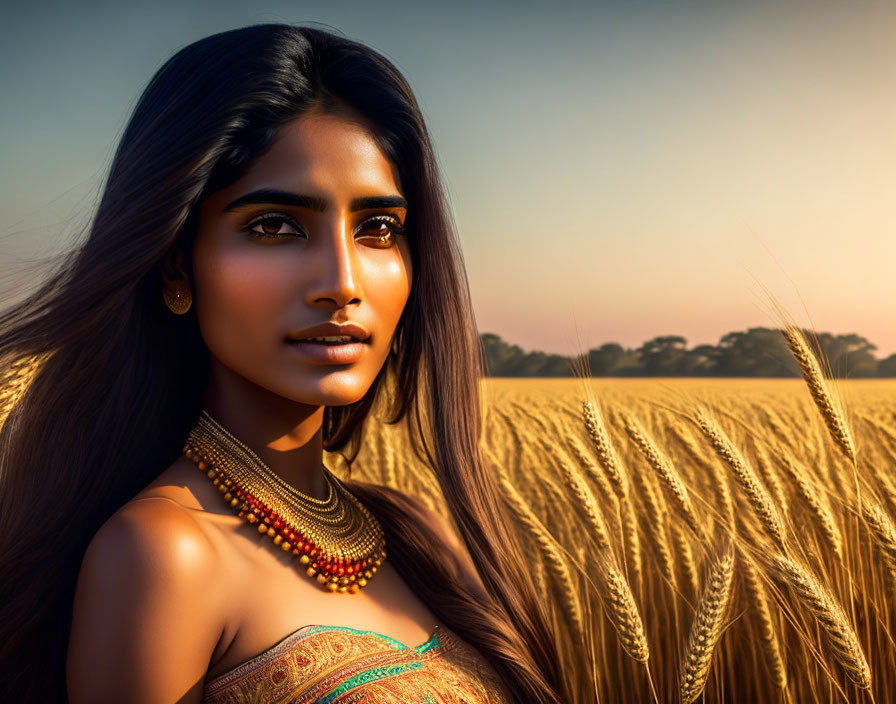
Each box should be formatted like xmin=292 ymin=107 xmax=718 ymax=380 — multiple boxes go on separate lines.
xmin=356 ymin=216 xmax=404 ymax=248
xmin=244 ymin=214 xmax=305 ymax=241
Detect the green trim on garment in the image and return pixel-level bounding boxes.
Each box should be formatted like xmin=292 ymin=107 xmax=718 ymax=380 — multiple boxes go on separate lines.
xmin=306 ymin=624 xmax=440 ymax=652
xmin=318 ymin=661 xmax=425 ymax=703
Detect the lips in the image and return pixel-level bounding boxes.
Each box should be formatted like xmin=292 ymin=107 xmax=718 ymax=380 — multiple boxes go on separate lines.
xmin=285 ymin=321 xmax=371 ymax=344
xmin=285 ymin=338 xmax=368 ymax=364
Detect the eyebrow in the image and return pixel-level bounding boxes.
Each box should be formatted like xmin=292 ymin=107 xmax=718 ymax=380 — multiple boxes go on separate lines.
xmin=222 ymin=189 xmax=408 ymax=213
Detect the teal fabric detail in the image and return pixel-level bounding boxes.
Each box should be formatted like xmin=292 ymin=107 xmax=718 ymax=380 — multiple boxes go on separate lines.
xmin=416 ymin=631 xmax=440 ymax=654
xmin=317 ymin=661 xmax=425 ymax=703
xmin=306 ymin=624 xmax=439 ymax=652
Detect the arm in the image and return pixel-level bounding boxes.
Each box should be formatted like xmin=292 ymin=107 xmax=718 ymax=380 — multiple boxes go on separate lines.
xmin=67 ymin=499 xmax=224 ymax=704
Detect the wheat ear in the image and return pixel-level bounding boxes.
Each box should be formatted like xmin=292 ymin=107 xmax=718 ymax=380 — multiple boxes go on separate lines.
xmin=566 ymin=434 xmax=619 ymax=511
xmin=751 ymin=440 xmax=790 ymax=517
xmin=595 ymin=552 xmax=650 ymax=663
xmin=582 ymin=399 xmax=629 ymax=499
xmin=669 ymin=421 xmax=737 ymax=534
xmin=538 ymin=437 xmax=613 ymax=553
xmin=679 ymin=543 xmax=736 ymax=704
xmin=0 ymin=353 xmax=46 ymax=426
xmin=770 ymin=554 xmax=871 ymax=689
xmin=741 ymin=549 xmax=788 ymax=690
xmin=633 ymin=461 xmax=677 ymax=588
xmin=494 ymin=468 xmax=586 ymax=645
xmin=861 ymin=501 xmax=896 ymax=584
xmin=694 ymin=410 xmax=786 ymax=550
xmin=773 ymin=446 xmax=843 ymax=563
xmin=620 ymin=499 xmax=643 ymax=594
xmin=673 ymin=522 xmax=701 ymax=598
xmin=621 ymin=412 xmax=702 ymax=537
xmin=781 ymin=326 xmax=857 ymax=466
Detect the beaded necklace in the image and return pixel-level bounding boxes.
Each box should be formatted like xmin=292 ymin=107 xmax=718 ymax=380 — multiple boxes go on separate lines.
xmin=182 ymin=409 xmax=386 ymax=593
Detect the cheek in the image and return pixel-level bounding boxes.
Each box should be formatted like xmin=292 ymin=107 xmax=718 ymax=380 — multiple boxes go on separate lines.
xmin=192 ymin=243 xmax=291 ymax=350
xmin=364 ymin=255 xmax=412 ymax=330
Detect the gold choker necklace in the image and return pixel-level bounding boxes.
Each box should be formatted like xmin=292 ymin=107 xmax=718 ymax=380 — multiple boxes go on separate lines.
xmin=182 ymin=409 xmax=386 ymax=593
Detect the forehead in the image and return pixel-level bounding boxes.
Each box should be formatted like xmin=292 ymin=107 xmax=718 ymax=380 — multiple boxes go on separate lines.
xmin=231 ymin=112 xmax=403 ymax=197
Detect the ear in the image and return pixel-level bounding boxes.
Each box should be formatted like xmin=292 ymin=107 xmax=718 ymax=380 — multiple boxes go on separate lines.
xmin=161 ymin=247 xmax=189 ymax=288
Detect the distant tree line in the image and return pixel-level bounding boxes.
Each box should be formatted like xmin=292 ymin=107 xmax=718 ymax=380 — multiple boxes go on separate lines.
xmin=481 ymin=328 xmax=896 ymax=378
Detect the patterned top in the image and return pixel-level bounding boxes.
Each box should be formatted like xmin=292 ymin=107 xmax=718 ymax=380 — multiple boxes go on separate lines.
xmin=201 ymin=623 xmax=515 ymax=703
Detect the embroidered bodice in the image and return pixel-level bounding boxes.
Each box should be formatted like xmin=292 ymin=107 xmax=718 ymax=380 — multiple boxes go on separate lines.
xmin=202 ymin=623 xmax=514 ymax=703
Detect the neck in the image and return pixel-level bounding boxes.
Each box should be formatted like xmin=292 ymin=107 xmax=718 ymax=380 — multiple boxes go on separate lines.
xmin=201 ymin=360 xmax=329 ymax=501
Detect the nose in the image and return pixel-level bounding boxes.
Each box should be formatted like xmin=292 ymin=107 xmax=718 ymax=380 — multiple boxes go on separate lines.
xmin=305 ymin=216 xmax=363 ymax=310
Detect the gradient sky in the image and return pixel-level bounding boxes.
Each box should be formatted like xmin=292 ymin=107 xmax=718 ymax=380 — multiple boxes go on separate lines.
xmin=2 ymin=0 xmax=894 ymax=357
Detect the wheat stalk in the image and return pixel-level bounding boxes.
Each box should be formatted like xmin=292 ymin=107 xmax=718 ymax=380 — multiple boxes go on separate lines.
xmin=537 ymin=437 xmax=613 ymax=553
xmin=741 ymin=549 xmax=788 ymax=691
xmin=751 ymin=440 xmax=790 ymax=518
xmin=621 ymin=412 xmax=702 ymax=537
xmin=772 ymin=446 xmax=844 ymax=563
xmin=673 ymin=522 xmax=701 ymax=600
xmin=598 ymin=556 xmax=650 ymax=664
xmin=770 ymin=553 xmax=871 ymax=689
xmin=861 ymin=501 xmax=896 ymax=584
xmin=668 ymin=421 xmax=737 ymax=534
xmin=781 ymin=326 xmax=857 ymax=466
xmin=494 ymin=465 xmax=586 ymax=646
xmin=566 ymin=433 xmax=619 ymax=512
xmin=0 ymin=353 xmax=47 ymax=427
xmin=582 ymin=399 xmax=629 ymax=499
xmin=679 ymin=543 xmax=736 ymax=704
xmin=694 ymin=409 xmax=786 ymax=550
xmin=620 ymin=499 xmax=643 ymax=595
xmin=633 ymin=461 xmax=677 ymax=588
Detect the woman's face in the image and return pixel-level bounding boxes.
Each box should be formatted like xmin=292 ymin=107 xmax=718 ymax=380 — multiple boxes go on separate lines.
xmin=189 ymin=110 xmax=413 ymax=407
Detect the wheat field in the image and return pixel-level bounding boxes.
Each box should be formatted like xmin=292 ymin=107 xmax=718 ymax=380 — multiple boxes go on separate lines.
xmin=3 ymin=330 xmax=896 ymax=702
xmin=348 ymin=354 xmax=896 ymax=702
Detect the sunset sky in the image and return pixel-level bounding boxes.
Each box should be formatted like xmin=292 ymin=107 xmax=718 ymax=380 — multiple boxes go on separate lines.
xmin=2 ymin=0 xmax=894 ymax=358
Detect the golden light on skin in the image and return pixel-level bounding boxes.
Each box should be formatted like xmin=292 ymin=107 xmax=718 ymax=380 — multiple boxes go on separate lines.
xmin=189 ymin=109 xmax=413 ymax=411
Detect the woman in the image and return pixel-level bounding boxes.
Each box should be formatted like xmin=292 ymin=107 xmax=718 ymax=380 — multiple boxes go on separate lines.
xmin=0 ymin=24 xmax=569 ymax=703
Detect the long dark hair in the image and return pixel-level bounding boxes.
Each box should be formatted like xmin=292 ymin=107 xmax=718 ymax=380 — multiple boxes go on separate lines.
xmin=0 ymin=24 xmax=571 ymax=702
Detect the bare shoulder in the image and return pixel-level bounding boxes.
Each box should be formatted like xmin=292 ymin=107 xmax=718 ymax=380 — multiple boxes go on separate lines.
xmin=81 ymin=496 xmax=220 ymax=586
xmin=67 ymin=497 xmax=224 ymax=704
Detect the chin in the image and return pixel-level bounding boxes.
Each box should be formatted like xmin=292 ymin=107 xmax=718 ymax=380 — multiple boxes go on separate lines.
xmin=281 ymin=375 xmax=374 ymax=407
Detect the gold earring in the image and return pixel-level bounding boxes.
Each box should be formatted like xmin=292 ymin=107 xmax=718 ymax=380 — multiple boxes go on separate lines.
xmin=163 ymin=281 xmax=193 ymax=315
